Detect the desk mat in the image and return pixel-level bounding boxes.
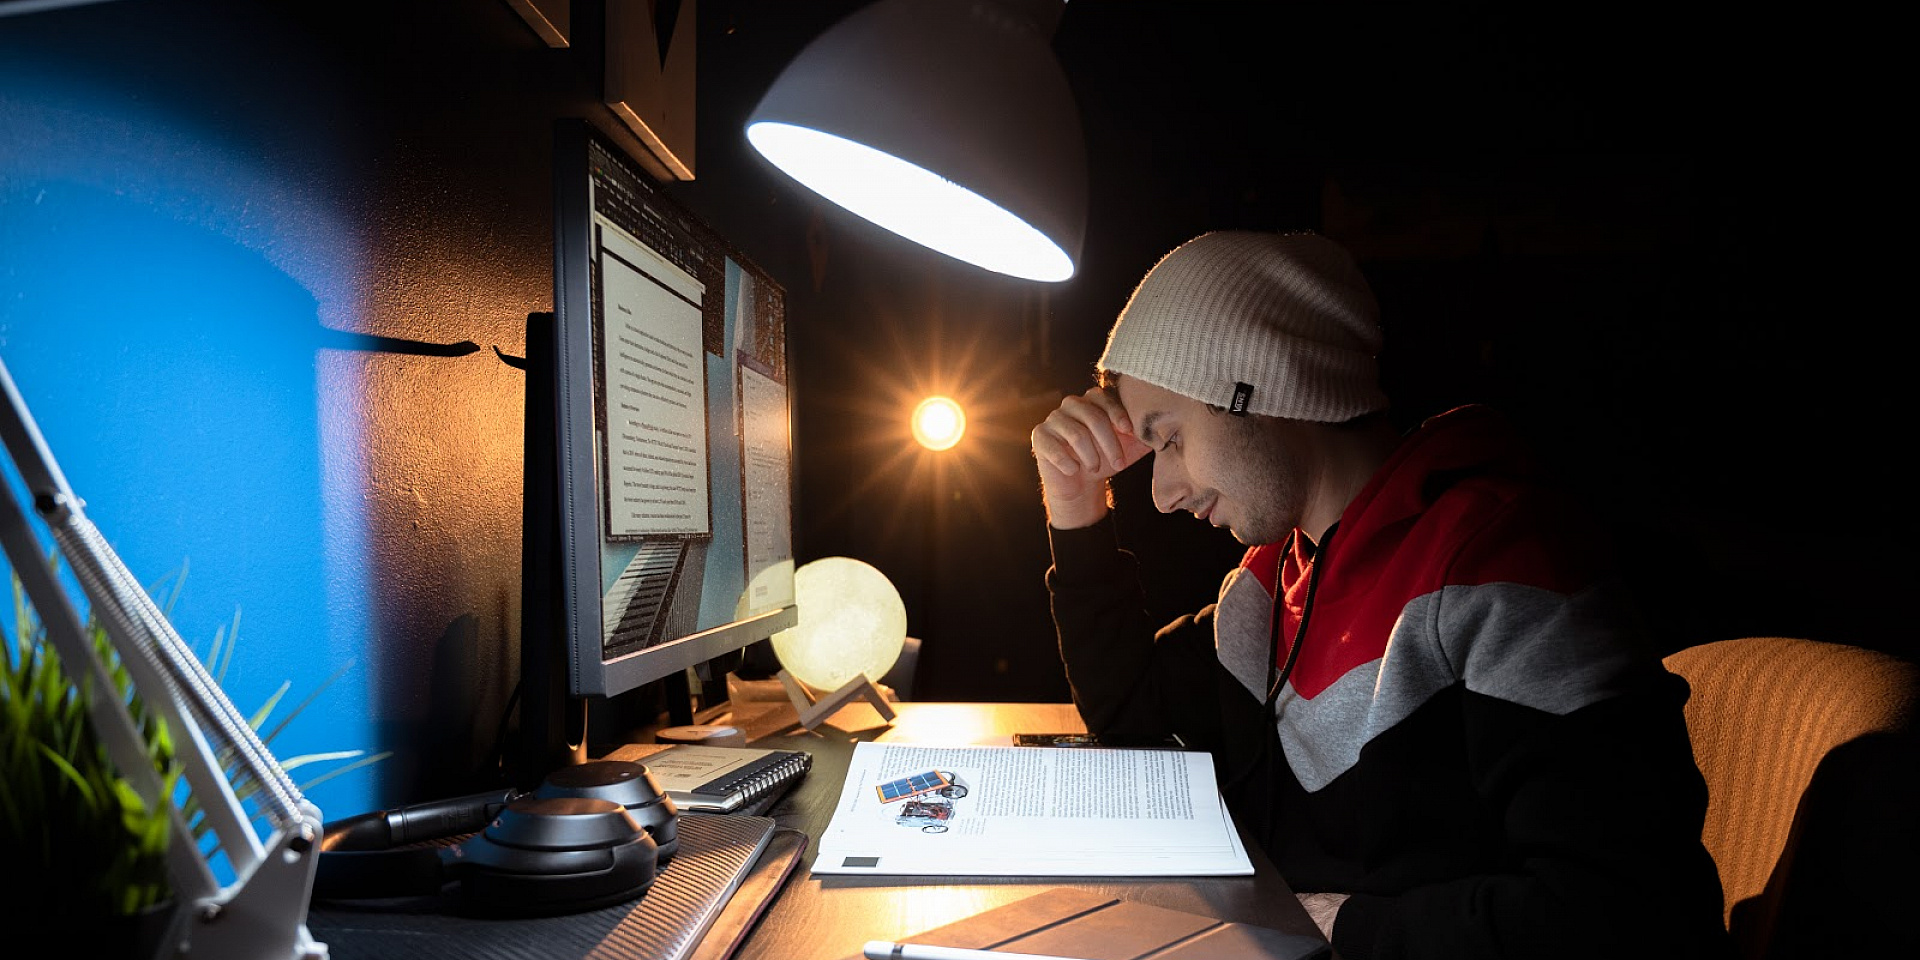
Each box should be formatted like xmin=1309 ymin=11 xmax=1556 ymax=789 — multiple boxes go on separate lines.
xmin=688 ymin=828 xmax=807 ymax=960
xmin=842 ymin=887 xmax=1331 ymax=960
xmin=307 ymin=814 xmax=776 ymax=960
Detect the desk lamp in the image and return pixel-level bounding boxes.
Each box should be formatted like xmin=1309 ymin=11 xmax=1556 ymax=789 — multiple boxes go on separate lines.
xmin=770 ymin=556 xmax=905 ymax=730
xmin=0 ymin=355 xmax=325 ymax=960
xmin=745 ymin=0 xmax=1085 ymax=282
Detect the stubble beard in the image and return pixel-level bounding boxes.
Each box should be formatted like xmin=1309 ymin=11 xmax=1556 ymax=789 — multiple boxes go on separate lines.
xmin=1220 ymin=417 xmax=1305 ymax=547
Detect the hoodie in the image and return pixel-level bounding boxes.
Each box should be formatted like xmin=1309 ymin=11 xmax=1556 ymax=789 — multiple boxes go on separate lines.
xmin=1047 ymin=405 xmax=1732 ymax=960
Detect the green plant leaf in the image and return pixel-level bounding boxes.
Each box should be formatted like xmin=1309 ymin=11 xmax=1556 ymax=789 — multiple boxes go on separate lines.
xmin=215 ymin=606 xmax=241 ymax=683
xmin=248 ymin=679 xmax=291 ymax=731
xmin=279 ymin=748 xmax=367 ymax=770
xmin=292 ymin=750 xmax=394 ymax=792
xmin=157 ymin=558 xmax=188 ymax=617
xmin=35 ymin=740 xmax=100 ymax=810
xmin=259 ymin=658 xmax=354 ymax=747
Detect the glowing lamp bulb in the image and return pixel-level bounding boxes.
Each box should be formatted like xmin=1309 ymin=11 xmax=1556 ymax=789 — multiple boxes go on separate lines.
xmin=770 ymin=557 xmax=906 ymax=692
xmin=746 ymin=123 xmax=1075 ymax=283
xmin=912 ymin=396 xmax=966 ymax=451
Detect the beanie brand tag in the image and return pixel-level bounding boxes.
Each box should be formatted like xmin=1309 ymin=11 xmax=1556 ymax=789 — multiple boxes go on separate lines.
xmin=1229 ymin=382 xmax=1254 ymax=416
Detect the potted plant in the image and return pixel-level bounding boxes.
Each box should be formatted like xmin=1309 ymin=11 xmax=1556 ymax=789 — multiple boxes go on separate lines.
xmin=1 ymin=559 xmax=385 ymax=956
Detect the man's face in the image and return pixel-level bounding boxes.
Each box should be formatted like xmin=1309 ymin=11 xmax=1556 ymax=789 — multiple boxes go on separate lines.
xmin=1113 ymin=375 xmax=1310 ymax=546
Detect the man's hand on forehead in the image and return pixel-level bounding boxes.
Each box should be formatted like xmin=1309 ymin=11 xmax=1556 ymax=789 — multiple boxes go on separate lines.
xmin=1031 ymin=376 xmax=1162 ymax=527
xmin=1063 ymin=387 xmax=1139 ymax=473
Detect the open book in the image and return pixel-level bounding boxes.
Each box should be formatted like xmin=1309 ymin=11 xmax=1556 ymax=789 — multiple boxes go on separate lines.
xmin=813 ymin=741 xmax=1254 ymax=877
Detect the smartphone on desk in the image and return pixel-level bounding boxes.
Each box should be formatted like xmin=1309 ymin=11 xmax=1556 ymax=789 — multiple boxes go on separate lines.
xmin=1013 ymin=732 xmax=1187 ymax=750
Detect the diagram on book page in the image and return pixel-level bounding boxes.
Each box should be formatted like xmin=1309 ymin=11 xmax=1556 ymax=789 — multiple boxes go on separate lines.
xmin=875 ymin=769 xmax=973 ymax=834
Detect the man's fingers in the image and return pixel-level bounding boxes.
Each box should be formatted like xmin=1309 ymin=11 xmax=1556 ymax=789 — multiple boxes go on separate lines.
xmin=1081 ymin=388 xmax=1145 ymax=470
xmin=1057 ymin=392 xmax=1132 ymax=472
xmin=1080 ymin=386 xmax=1134 ymax=440
xmin=1034 ymin=409 xmax=1106 ymax=476
xmin=1030 ymin=421 xmax=1082 ymax=476
xmin=1115 ymin=430 xmax=1153 ymax=469
xmin=1029 ymin=385 xmax=1143 ymax=530
xmin=1031 ymin=385 xmax=1152 ymax=486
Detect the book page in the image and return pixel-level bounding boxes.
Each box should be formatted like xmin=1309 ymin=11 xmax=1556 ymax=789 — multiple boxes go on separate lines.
xmin=812 ymin=742 xmax=1254 ymax=877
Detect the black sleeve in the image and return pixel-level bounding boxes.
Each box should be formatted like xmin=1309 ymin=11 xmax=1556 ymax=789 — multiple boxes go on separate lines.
xmin=1045 ymin=517 xmax=1228 ymax=751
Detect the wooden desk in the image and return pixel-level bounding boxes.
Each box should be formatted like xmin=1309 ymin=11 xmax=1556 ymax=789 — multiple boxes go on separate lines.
xmin=701 ymin=702 xmax=1321 ymax=960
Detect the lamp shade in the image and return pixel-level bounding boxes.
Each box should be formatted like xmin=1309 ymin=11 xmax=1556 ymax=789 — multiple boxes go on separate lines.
xmin=746 ymin=0 xmax=1085 ymax=282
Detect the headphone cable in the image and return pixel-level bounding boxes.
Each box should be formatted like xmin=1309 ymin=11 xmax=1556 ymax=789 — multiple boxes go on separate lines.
xmin=1221 ymin=521 xmax=1336 ymax=796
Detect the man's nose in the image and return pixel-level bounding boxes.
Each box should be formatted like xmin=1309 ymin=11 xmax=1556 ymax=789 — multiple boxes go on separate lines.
xmin=1151 ymin=458 xmax=1185 ymax=514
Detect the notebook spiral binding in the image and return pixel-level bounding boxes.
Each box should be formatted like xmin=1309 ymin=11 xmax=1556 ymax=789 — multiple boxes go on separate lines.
xmin=679 ymin=749 xmax=812 ymax=813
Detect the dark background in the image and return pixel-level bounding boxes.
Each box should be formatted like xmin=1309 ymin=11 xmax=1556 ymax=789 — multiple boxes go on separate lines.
xmin=678 ymin=1 xmax=1902 ymax=701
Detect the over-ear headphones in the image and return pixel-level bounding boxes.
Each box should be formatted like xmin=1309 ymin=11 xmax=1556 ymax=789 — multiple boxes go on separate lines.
xmin=312 ymin=759 xmax=679 ymax=916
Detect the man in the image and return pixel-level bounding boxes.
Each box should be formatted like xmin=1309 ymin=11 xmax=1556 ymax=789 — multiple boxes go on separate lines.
xmin=1030 ymin=231 xmax=1732 ymax=959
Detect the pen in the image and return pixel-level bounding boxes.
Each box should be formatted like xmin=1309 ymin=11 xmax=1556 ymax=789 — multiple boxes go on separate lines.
xmin=862 ymin=942 xmax=1089 ymax=960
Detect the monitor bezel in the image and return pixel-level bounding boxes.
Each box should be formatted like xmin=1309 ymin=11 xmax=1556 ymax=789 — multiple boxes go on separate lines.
xmin=550 ymin=118 xmax=798 ymax=702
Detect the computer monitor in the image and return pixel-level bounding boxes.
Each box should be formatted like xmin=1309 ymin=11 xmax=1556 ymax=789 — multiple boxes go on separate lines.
xmin=517 ymin=119 xmax=797 ymax=776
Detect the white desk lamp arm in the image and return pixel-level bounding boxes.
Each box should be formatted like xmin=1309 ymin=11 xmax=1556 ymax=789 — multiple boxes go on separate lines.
xmin=0 ymin=356 xmax=326 ymax=960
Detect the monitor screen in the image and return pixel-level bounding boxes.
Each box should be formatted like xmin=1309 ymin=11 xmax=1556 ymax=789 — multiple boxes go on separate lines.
xmin=538 ymin=119 xmax=797 ymax=714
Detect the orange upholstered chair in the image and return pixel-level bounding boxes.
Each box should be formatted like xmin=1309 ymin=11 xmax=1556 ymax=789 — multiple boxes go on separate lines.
xmin=1664 ymin=636 xmax=1920 ymax=960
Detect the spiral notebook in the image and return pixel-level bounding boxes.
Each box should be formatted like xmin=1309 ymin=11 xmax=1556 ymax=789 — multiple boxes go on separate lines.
xmin=610 ymin=743 xmax=813 ymax=813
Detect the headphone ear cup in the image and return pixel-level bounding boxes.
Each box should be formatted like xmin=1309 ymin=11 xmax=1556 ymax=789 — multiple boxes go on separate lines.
xmin=535 ymin=759 xmax=679 ymax=861
xmin=450 ymin=796 xmax=659 ymax=916
xmin=310 ymin=769 xmax=672 ymax=915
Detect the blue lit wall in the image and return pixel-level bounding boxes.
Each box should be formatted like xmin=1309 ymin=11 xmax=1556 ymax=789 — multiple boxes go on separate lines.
xmin=0 ymin=0 xmax=613 ymax=816
xmin=1 ymin=169 xmax=352 ymax=805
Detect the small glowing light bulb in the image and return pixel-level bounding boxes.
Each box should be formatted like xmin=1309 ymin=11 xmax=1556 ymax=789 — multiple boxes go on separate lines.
xmin=912 ymin=396 xmax=966 ymax=451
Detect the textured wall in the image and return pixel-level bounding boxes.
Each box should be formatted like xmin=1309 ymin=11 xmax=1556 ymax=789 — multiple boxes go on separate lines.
xmin=1 ymin=0 xmax=600 ymax=814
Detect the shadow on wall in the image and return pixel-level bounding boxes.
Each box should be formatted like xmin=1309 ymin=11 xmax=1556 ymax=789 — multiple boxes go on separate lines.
xmin=2 ymin=0 xmax=604 ymax=815
xmin=0 ymin=181 xmax=384 ymax=815
xmin=1 ymin=172 xmax=531 ymax=812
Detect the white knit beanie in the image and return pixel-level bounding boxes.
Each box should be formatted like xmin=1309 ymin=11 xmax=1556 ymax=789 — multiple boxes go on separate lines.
xmin=1098 ymin=230 xmax=1387 ymax=423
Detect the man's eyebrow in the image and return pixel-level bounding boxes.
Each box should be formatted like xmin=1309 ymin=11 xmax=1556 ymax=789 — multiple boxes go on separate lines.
xmin=1136 ymin=411 xmax=1165 ymax=447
